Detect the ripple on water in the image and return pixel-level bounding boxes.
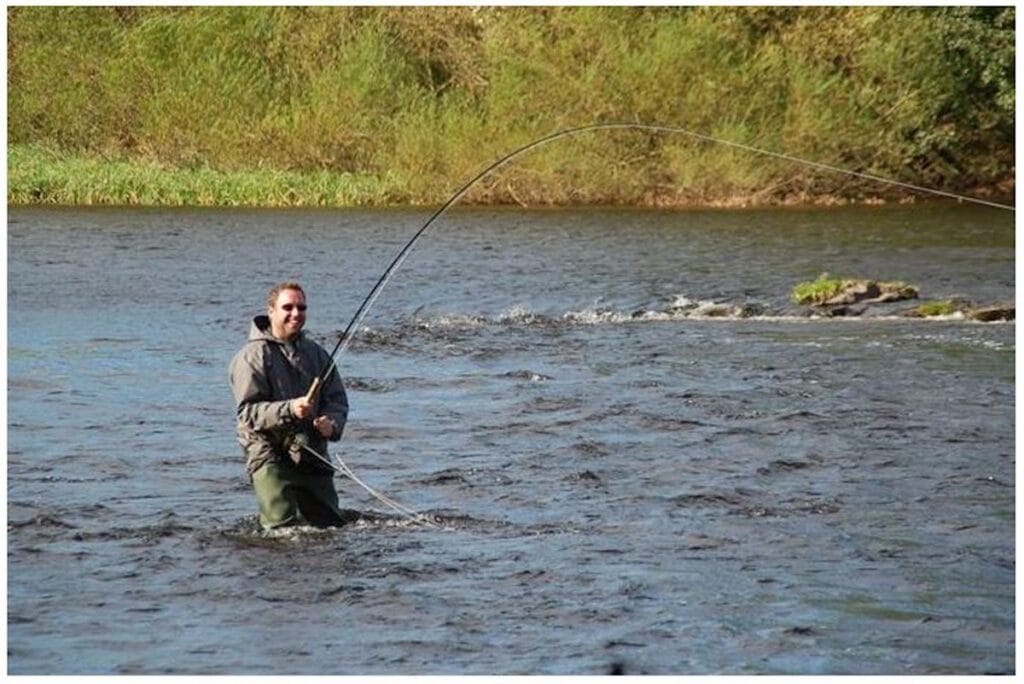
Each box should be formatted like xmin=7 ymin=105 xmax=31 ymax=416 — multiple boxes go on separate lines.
xmin=8 ymin=206 xmax=1013 ymax=675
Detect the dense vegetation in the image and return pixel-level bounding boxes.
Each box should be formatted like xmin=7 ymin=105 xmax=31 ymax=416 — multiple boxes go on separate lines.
xmin=8 ymin=6 xmax=1015 ymax=207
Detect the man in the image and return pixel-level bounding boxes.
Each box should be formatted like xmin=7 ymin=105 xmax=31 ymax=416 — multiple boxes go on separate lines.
xmin=229 ymin=281 xmax=356 ymax=529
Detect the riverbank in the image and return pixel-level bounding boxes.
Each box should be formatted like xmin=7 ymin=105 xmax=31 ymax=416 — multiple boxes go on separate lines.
xmin=7 ymin=144 xmax=1013 ymax=209
xmin=7 ymin=144 xmax=399 ymax=208
xmin=9 ymin=8 xmax=1014 ymax=209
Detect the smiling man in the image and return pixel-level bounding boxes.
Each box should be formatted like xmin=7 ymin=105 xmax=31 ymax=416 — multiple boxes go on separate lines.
xmin=229 ymin=281 xmax=356 ymax=529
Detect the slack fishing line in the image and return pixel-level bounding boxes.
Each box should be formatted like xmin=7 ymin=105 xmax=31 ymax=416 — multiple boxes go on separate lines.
xmin=304 ymin=121 xmax=1014 ymax=527
xmin=300 ymin=442 xmax=441 ymax=528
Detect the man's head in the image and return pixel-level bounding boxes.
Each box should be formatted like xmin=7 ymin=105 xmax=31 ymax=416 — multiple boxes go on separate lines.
xmin=266 ymin=281 xmax=307 ymax=341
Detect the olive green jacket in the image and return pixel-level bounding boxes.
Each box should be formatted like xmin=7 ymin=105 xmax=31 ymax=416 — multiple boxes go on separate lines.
xmin=228 ymin=316 xmax=348 ymax=476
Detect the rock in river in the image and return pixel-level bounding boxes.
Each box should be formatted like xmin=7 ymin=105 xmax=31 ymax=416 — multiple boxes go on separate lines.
xmin=966 ymin=305 xmax=1015 ymax=322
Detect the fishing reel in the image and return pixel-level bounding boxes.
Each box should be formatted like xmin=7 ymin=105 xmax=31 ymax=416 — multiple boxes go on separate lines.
xmin=286 ymin=431 xmax=311 ymax=464
xmin=285 ymin=377 xmax=322 ymax=464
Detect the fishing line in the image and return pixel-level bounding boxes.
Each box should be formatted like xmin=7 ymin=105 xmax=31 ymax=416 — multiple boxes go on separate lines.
xmin=299 ymin=442 xmax=440 ymax=528
xmin=315 ymin=121 xmax=1013 ymax=384
xmin=307 ymin=121 xmax=1013 ymax=523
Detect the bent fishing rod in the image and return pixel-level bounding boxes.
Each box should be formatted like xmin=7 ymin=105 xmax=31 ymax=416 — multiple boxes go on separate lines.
xmin=302 ymin=120 xmax=1014 ymax=402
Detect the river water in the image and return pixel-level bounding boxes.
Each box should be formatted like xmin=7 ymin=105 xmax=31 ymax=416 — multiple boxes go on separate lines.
xmin=7 ymin=204 xmax=1015 ymax=674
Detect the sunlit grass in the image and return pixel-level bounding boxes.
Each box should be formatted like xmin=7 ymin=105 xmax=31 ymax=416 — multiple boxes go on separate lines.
xmin=791 ymin=274 xmax=846 ymax=305
xmin=914 ymin=300 xmax=960 ymax=317
xmin=8 ymin=144 xmax=402 ymax=207
xmin=7 ymin=7 xmax=1013 ymax=207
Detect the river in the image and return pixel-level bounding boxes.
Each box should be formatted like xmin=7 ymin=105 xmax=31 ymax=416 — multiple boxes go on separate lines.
xmin=6 ymin=204 xmax=1015 ymax=674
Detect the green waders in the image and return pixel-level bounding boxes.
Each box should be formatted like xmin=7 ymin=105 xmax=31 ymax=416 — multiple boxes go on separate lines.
xmin=251 ymin=460 xmax=357 ymax=529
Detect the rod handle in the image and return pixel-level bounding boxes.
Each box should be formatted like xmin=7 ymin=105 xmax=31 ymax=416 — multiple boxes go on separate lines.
xmin=305 ymin=377 xmax=322 ymax=404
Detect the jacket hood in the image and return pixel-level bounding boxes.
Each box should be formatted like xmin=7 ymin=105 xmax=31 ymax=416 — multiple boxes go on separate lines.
xmin=248 ymin=315 xmax=304 ymax=345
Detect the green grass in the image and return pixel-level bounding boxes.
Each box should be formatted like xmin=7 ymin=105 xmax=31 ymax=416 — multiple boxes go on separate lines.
xmin=8 ymin=144 xmax=401 ymax=206
xmin=7 ymin=7 xmax=1014 ymax=207
xmin=914 ymin=300 xmax=960 ymax=317
xmin=791 ymin=274 xmax=846 ymax=305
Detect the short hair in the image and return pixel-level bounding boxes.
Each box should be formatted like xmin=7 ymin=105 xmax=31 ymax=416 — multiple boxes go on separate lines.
xmin=267 ymin=281 xmax=305 ymax=309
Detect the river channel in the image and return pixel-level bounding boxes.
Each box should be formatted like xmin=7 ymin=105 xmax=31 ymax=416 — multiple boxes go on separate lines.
xmin=7 ymin=204 xmax=1015 ymax=674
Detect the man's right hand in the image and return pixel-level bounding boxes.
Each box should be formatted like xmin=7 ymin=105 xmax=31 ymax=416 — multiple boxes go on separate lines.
xmin=290 ymin=396 xmax=313 ymax=419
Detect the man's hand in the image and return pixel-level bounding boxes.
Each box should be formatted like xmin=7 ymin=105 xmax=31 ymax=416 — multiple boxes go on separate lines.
xmin=313 ymin=415 xmax=337 ymax=438
xmin=290 ymin=396 xmax=313 ymax=419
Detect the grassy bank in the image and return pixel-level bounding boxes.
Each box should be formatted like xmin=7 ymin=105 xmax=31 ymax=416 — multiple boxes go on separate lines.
xmin=8 ymin=144 xmax=400 ymax=207
xmin=14 ymin=142 xmax=1003 ymax=209
xmin=8 ymin=6 xmax=1014 ymax=207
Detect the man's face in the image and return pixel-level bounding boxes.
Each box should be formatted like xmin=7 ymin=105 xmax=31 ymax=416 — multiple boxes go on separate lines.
xmin=269 ymin=288 xmax=307 ymax=341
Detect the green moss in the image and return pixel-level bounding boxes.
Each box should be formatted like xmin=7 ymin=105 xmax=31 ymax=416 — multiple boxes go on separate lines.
xmin=915 ymin=300 xmax=959 ymax=317
xmin=791 ymin=274 xmax=845 ymax=305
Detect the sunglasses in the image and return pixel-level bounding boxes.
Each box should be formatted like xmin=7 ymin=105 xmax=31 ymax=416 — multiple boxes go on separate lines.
xmin=281 ymin=304 xmax=307 ymax=312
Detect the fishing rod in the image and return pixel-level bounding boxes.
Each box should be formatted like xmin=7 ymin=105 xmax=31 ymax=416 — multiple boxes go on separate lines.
xmin=303 ymin=121 xmax=1014 ymax=402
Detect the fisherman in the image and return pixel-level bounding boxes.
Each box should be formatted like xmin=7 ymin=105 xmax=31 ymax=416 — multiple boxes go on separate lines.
xmin=229 ymin=281 xmax=356 ymax=529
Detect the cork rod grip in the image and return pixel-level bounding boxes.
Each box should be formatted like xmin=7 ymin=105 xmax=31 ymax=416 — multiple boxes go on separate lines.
xmin=304 ymin=377 xmax=322 ymax=404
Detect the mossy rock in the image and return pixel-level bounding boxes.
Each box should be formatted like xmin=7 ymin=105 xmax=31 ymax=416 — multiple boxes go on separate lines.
xmin=911 ymin=299 xmax=962 ymax=317
xmin=791 ymin=274 xmax=918 ymax=306
xmin=791 ymin=274 xmax=845 ymax=305
xmin=873 ymin=281 xmax=919 ymax=303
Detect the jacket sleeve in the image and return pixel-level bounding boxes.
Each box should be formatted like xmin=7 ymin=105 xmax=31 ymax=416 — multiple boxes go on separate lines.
xmin=318 ymin=364 xmax=349 ymax=442
xmin=229 ymin=348 xmax=296 ymax=432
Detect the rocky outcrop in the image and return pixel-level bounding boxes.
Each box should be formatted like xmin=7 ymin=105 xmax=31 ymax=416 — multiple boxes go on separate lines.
xmin=819 ymin=280 xmax=918 ymax=306
xmin=793 ymin=276 xmax=1012 ymax=321
xmin=792 ymin=275 xmax=919 ymax=308
xmin=901 ymin=297 xmax=972 ymax=318
xmin=899 ymin=298 xmax=1015 ymax=321
xmin=966 ymin=305 xmax=1015 ymax=322
xmin=663 ymin=298 xmax=767 ymax=319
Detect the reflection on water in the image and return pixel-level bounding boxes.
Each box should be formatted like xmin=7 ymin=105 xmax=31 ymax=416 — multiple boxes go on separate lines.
xmin=7 ymin=205 xmax=1014 ymax=674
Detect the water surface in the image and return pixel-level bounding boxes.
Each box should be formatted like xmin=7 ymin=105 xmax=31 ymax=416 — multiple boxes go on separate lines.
xmin=7 ymin=204 xmax=1014 ymax=674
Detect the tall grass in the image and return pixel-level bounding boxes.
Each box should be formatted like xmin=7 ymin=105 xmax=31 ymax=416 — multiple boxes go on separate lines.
xmin=8 ymin=6 xmax=1014 ymax=206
